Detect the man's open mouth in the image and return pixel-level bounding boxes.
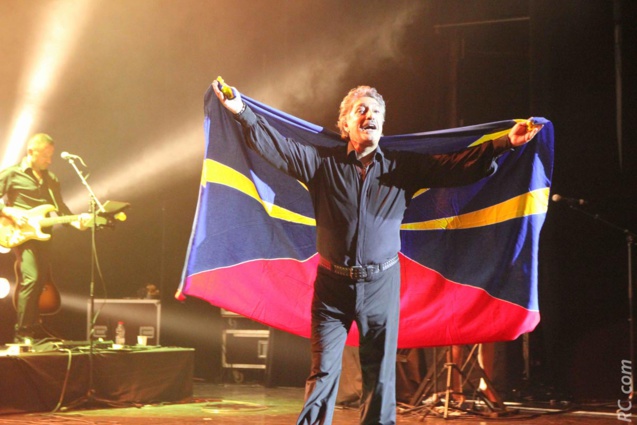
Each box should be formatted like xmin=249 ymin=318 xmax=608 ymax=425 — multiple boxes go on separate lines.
xmin=362 ymin=122 xmax=377 ymax=130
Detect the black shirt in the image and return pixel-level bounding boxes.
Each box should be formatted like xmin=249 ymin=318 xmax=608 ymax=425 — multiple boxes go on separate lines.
xmin=0 ymin=158 xmax=72 ymax=216
xmin=235 ymin=106 xmax=512 ymax=267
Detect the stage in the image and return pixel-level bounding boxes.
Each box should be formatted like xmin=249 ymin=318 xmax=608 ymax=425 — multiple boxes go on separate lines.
xmin=0 ymin=381 xmax=622 ymax=424
xmin=0 ymin=343 xmax=194 ymax=415
xmin=0 ymin=341 xmax=628 ymax=423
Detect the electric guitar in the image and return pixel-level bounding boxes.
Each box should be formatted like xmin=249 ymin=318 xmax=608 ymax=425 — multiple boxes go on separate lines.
xmin=0 ymin=204 xmax=106 ymax=250
xmin=12 ymin=260 xmax=61 ymax=315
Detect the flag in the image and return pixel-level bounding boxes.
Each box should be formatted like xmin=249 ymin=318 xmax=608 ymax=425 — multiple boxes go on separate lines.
xmin=176 ymin=86 xmax=554 ymax=348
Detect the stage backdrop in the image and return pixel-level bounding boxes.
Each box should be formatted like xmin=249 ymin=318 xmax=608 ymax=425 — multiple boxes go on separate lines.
xmin=176 ymin=86 xmax=554 ymax=348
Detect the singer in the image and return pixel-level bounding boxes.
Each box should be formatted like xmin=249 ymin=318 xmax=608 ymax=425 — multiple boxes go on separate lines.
xmin=0 ymin=133 xmax=90 ymax=344
xmin=213 ymin=81 xmax=543 ymax=425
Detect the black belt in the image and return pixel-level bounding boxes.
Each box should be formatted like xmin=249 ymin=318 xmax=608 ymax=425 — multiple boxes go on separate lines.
xmin=318 ymin=255 xmax=399 ymax=282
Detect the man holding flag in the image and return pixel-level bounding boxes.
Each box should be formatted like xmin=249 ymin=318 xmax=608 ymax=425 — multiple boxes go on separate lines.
xmin=212 ymin=80 xmax=542 ymax=425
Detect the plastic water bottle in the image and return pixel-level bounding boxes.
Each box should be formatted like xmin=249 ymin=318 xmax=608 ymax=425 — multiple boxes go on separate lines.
xmin=115 ymin=321 xmax=126 ymax=345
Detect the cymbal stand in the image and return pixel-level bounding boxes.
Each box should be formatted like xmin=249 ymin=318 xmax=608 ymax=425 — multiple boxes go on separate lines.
xmin=454 ymin=344 xmax=512 ymax=418
xmin=407 ymin=347 xmax=447 ymax=408
xmin=403 ymin=345 xmax=513 ymax=419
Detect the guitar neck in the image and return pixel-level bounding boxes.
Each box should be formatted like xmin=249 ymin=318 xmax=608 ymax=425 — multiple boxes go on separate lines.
xmin=39 ymin=215 xmax=81 ymax=228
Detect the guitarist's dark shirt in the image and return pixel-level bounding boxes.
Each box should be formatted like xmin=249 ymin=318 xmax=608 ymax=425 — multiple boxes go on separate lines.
xmin=0 ymin=158 xmax=73 ymax=233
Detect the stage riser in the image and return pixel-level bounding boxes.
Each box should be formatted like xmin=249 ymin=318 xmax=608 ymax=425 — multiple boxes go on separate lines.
xmin=0 ymin=347 xmax=193 ymax=414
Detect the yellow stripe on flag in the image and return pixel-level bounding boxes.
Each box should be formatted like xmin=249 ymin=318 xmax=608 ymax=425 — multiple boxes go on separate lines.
xmin=201 ymin=159 xmax=316 ymax=226
xmin=401 ymin=187 xmax=549 ymax=231
xmin=412 ymin=188 xmax=430 ymax=199
xmin=468 ymin=119 xmax=528 ymax=147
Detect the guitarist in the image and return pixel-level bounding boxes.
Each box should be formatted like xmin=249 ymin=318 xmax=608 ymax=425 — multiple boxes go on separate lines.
xmin=0 ymin=133 xmax=89 ymax=344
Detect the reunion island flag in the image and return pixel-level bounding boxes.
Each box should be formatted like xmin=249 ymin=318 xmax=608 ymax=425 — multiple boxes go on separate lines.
xmin=176 ymin=86 xmax=554 ymax=348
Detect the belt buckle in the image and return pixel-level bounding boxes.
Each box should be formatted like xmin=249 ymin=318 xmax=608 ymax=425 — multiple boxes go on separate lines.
xmin=349 ymin=266 xmax=367 ymax=281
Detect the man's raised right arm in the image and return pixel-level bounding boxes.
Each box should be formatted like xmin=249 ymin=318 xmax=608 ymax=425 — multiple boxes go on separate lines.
xmin=211 ymin=79 xmax=319 ymax=183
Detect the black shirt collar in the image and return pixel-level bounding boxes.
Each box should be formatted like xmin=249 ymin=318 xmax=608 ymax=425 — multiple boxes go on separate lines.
xmin=19 ymin=157 xmax=49 ymax=182
xmin=346 ymin=143 xmax=385 ymax=163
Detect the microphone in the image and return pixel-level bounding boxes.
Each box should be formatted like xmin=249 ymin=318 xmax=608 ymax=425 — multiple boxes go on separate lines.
xmin=61 ymin=151 xmax=87 ymax=167
xmin=215 ymin=76 xmax=236 ymax=100
xmin=551 ymin=194 xmax=587 ymax=205
xmin=61 ymin=151 xmax=80 ymax=160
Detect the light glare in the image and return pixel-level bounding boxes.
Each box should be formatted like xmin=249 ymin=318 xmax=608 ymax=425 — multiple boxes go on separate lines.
xmin=1 ymin=1 xmax=95 ymax=168
xmin=0 ymin=278 xmax=10 ymax=300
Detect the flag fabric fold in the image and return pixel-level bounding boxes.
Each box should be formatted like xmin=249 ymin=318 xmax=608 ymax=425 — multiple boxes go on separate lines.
xmin=177 ymin=86 xmax=554 ymax=348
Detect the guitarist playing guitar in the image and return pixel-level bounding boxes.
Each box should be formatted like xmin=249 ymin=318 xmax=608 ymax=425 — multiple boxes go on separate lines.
xmin=0 ymin=133 xmax=90 ymax=344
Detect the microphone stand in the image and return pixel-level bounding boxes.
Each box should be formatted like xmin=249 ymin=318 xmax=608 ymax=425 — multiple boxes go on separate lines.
xmin=64 ymin=156 xmax=106 ymax=214
xmin=556 ymin=201 xmax=635 ymax=402
xmin=59 ymin=157 xmax=128 ymax=411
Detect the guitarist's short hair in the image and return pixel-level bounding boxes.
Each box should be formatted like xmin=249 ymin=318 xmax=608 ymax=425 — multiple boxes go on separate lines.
xmin=27 ymin=133 xmax=54 ymax=151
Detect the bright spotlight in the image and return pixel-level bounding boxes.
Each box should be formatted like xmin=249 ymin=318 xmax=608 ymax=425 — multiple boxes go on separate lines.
xmin=1 ymin=1 xmax=95 ymax=169
xmin=0 ymin=278 xmax=10 ymax=300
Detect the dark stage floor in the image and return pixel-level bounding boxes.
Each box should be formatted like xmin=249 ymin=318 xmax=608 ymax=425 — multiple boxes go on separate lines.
xmin=0 ymin=381 xmax=624 ymax=424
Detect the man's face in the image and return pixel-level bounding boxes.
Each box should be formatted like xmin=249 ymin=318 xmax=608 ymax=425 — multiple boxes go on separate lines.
xmin=343 ymin=96 xmax=384 ymax=151
xmin=29 ymin=144 xmax=54 ymax=172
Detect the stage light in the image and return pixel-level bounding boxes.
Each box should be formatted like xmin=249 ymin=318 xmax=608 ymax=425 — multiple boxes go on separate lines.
xmin=1 ymin=1 xmax=95 ymax=169
xmin=0 ymin=278 xmax=10 ymax=300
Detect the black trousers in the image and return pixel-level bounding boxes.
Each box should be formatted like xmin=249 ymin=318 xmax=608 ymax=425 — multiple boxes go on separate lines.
xmin=296 ymin=262 xmax=401 ymax=425
xmin=13 ymin=240 xmax=50 ymax=339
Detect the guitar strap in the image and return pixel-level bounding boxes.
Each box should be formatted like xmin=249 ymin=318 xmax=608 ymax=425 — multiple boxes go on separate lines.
xmin=48 ymin=188 xmax=60 ymax=212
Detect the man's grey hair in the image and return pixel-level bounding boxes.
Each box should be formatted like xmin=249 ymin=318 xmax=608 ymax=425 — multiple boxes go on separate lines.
xmin=337 ymin=86 xmax=386 ymax=140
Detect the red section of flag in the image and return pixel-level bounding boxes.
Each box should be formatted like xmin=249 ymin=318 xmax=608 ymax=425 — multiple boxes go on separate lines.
xmin=396 ymin=254 xmax=539 ymax=348
xmin=181 ymin=255 xmax=539 ymax=348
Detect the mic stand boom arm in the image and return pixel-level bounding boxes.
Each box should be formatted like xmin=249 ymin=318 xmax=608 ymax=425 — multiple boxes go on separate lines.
xmin=561 ymin=202 xmax=635 ymax=402
xmin=65 ymin=157 xmax=105 ymax=213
